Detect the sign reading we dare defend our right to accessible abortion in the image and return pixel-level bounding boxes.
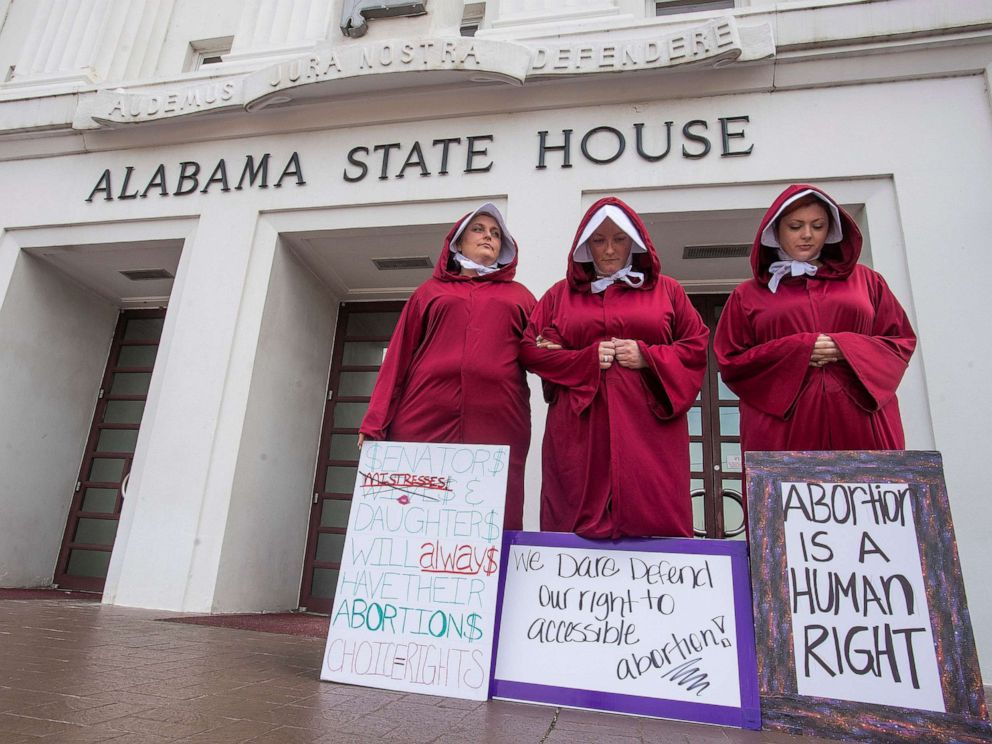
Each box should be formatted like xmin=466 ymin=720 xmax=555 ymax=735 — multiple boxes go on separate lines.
xmin=492 ymin=532 xmax=761 ymax=729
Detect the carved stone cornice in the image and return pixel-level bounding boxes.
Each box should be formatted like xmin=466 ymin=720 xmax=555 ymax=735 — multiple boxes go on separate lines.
xmin=71 ymin=18 xmax=774 ymax=130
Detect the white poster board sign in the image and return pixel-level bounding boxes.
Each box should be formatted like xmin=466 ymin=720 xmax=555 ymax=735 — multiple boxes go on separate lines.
xmin=747 ymin=451 xmax=991 ymax=743
xmin=321 ymin=440 xmax=508 ymax=701
xmin=493 ymin=532 xmax=760 ymax=728
xmin=780 ymin=480 xmax=943 ymax=710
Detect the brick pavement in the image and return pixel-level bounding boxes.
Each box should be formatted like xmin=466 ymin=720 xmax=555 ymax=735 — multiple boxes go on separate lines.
xmin=0 ymin=598 xmax=834 ymax=743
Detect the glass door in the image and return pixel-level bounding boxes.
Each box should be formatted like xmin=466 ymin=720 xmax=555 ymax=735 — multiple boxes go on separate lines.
xmin=299 ymin=301 xmax=404 ymax=613
xmin=53 ymin=309 xmax=166 ymax=592
xmin=688 ymin=294 xmax=745 ymax=539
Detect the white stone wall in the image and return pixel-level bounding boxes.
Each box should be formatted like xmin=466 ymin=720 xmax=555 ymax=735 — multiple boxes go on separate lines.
xmin=0 ymin=249 xmax=117 ymax=586
xmin=0 ymin=0 xmax=33 ymax=78
xmin=155 ymin=0 xmax=242 ymax=76
xmin=212 ymin=239 xmax=338 ymax=614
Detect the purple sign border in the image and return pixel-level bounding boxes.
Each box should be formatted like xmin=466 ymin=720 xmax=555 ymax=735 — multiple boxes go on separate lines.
xmin=488 ymin=530 xmax=761 ymax=730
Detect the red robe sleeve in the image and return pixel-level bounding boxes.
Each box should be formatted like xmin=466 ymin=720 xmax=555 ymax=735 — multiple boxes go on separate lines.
xmin=519 ymin=286 xmax=601 ymax=416
xmin=639 ymin=282 xmax=710 ymax=419
xmin=714 ymin=289 xmax=819 ymax=419
xmin=359 ymin=290 xmax=427 ymax=440
xmin=830 ymin=273 xmax=916 ymax=412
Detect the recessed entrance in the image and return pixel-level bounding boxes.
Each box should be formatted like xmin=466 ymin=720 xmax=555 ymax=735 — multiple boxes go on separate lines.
xmin=277 ymin=205 xmax=472 ymax=613
xmin=299 ymin=301 xmax=404 ymax=613
xmin=298 ymin=294 xmax=747 ymax=611
xmin=284 ymin=196 xmax=826 ymax=609
xmin=54 ymin=309 xmax=166 ymax=591
xmin=4 ymin=232 xmax=184 ymax=594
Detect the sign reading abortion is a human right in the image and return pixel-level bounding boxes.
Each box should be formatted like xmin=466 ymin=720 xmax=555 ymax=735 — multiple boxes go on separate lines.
xmin=321 ymin=441 xmax=507 ymax=701
xmin=748 ymin=451 xmax=990 ymax=743
xmin=781 ymin=476 xmax=942 ymax=709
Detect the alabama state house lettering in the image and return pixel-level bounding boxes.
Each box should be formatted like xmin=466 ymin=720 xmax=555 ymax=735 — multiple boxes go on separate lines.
xmin=83 ymin=117 xmax=753 ymax=201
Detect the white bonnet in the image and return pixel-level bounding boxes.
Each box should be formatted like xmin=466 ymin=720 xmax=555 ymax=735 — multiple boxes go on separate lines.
xmin=760 ymin=189 xmax=843 ymax=248
xmin=572 ymin=204 xmax=648 ymax=262
xmin=449 ymin=202 xmax=516 ymax=264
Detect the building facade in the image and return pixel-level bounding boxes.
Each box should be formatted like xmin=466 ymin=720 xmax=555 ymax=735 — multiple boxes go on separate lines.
xmin=0 ymin=0 xmax=990 ymax=677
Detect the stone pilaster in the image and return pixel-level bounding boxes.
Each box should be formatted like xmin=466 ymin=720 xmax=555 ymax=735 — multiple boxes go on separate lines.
xmin=13 ymin=0 xmax=110 ymax=83
xmin=226 ymin=0 xmax=333 ymax=65
xmin=8 ymin=0 xmax=175 ymax=89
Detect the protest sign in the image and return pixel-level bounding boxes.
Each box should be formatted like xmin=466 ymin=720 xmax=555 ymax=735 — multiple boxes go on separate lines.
xmin=320 ymin=440 xmax=508 ymax=701
xmin=493 ymin=531 xmax=760 ymax=729
xmin=748 ymin=450 xmax=990 ymax=742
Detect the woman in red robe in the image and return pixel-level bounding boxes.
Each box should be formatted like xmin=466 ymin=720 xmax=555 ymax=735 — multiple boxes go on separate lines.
xmin=714 ymin=184 xmax=917 ymax=461
xmin=359 ymin=203 xmax=536 ymax=529
xmin=520 ymin=197 xmax=708 ymax=539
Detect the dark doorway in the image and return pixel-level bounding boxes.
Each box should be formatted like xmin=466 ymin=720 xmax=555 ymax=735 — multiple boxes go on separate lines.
xmin=688 ymin=294 xmax=745 ymax=539
xmin=299 ymin=301 xmax=405 ymax=612
xmin=54 ymin=309 xmax=166 ymax=591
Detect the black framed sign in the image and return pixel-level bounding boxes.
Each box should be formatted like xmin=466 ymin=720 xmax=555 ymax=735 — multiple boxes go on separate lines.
xmin=747 ymin=450 xmax=990 ymax=742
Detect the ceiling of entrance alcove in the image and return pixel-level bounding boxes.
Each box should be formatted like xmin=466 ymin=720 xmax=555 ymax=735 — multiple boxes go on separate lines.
xmin=26 ymin=240 xmax=182 ymax=308
xmin=286 ymin=203 xmax=867 ymax=298
xmin=640 ymin=208 xmax=760 ymax=288
xmin=288 ymin=222 xmax=447 ymax=300
xmin=288 ymin=213 xmax=759 ymax=299
xmin=638 ymin=201 xmax=866 ymax=289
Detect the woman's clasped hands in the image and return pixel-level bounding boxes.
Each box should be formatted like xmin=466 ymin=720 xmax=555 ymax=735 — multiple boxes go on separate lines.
xmin=535 ymin=335 xmax=645 ymax=369
xmin=600 ymin=338 xmax=646 ymax=370
xmin=809 ymin=333 xmax=843 ymax=367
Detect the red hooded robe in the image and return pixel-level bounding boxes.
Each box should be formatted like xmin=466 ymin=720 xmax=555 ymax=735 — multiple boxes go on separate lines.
xmin=520 ymin=197 xmax=709 ymax=539
xmin=714 ymin=184 xmax=917 ymax=457
xmin=359 ymin=211 xmax=536 ymax=530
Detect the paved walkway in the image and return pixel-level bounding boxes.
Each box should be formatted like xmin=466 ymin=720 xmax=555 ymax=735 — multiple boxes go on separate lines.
xmin=0 ymin=598 xmax=832 ymax=743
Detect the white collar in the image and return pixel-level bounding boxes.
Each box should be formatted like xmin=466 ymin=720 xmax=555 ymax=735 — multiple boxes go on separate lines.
xmin=591 ymin=255 xmax=645 ymax=293
xmin=767 ymin=249 xmax=820 ymax=293
xmin=453 ymin=252 xmax=500 ymax=276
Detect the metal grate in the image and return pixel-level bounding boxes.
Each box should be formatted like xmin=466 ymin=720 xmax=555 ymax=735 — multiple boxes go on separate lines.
xmin=371 ymin=256 xmax=433 ymax=271
xmin=119 ymin=269 xmax=174 ymax=281
xmin=682 ymin=244 xmax=750 ymax=260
